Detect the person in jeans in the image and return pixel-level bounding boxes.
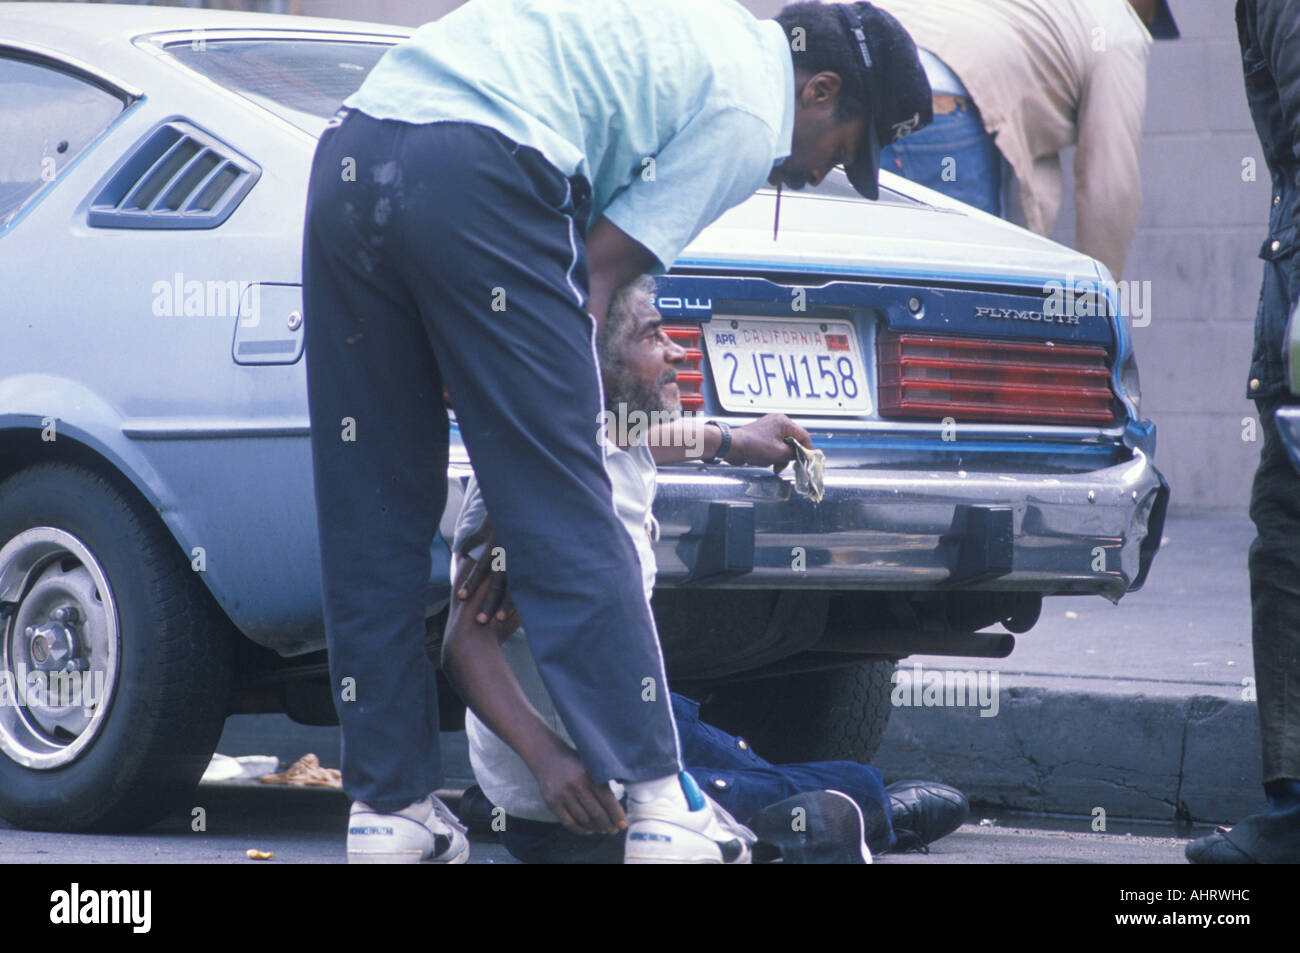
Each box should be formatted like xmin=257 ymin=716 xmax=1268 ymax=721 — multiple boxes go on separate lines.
xmin=878 ymin=49 xmax=1004 ymax=216
xmin=876 ymin=0 xmax=1180 ymax=280
xmin=302 ymin=0 xmax=935 ymax=862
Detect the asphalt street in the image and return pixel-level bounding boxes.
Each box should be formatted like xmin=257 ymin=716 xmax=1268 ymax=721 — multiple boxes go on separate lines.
xmin=873 ymin=512 xmax=1269 ymax=826
xmin=0 ymin=513 xmax=1257 ymax=864
xmin=0 ymin=781 xmax=1201 ymax=864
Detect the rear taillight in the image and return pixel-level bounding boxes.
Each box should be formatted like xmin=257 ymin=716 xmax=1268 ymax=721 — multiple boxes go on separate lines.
xmin=664 ymin=324 xmax=705 ymax=411
xmin=877 ymin=331 xmax=1115 ymax=425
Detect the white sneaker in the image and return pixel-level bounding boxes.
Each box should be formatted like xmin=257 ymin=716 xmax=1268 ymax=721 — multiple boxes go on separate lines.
xmin=624 ymin=772 xmax=754 ymax=864
xmin=347 ymin=794 xmax=470 ymax=864
xmin=705 ymin=792 xmax=759 ymax=845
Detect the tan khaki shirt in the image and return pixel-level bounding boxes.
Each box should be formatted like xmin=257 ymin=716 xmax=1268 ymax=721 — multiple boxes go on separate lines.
xmin=876 ymin=0 xmax=1152 ymax=278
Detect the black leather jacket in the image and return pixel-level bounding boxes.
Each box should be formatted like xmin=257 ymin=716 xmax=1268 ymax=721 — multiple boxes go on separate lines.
xmin=1237 ymin=0 xmax=1300 ymax=401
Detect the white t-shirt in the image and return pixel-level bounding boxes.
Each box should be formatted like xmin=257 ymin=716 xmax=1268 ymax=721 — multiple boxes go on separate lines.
xmin=451 ymin=439 xmax=658 ymax=822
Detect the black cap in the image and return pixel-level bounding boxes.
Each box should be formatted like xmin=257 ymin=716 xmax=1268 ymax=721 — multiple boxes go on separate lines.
xmin=1149 ymin=0 xmax=1179 ymax=40
xmin=749 ymin=790 xmax=872 ymax=864
xmin=836 ymin=2 xmax=933 ymax=200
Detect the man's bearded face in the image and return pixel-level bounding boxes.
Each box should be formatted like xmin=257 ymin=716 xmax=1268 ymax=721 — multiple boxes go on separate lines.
xmin=601 ymin=280 xmax=686 ymax=419
xmin=607 ymin=362 xmax=681 ymax=419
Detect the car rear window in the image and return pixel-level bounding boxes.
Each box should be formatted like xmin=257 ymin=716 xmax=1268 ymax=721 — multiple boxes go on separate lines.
xmin=167 ymin=37 xmax=929 ymax=209
xmin=167 ymin=39 xmax=393 ymax=136
xmin=0 ymin=56 xmax=127 ymax=231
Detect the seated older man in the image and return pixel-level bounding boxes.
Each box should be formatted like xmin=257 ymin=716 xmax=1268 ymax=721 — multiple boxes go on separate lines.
xmin=443 ymin=277 xmax=967 ymax=863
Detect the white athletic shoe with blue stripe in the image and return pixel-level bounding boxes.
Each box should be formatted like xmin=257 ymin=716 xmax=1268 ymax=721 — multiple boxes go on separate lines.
xmin=624 ymin=772 xmax=755 ymax=864
xmin=347 ymin=794 xmax=470 ymax=865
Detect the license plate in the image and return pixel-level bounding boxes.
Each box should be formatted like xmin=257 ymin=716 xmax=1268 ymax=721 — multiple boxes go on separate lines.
xmin=701 ymin=317 xmax=872 ymax=415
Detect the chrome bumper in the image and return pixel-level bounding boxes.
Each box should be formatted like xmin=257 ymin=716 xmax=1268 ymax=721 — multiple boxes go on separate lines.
xmin=648 ymin=450 xmax=1167 ymax=602
xmin=442 ymin=450 xmax=1168 ymax=604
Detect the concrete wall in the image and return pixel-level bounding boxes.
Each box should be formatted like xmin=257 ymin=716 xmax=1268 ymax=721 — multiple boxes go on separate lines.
xmin=297 ymin=0 xmax=1274 ymax=510
xmin=1047 ymin=0 xmax=1270 ymax=513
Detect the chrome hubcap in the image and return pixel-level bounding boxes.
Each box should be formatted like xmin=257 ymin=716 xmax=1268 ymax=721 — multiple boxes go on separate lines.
xmin=0 ymin=528 xmax=119 ymax=769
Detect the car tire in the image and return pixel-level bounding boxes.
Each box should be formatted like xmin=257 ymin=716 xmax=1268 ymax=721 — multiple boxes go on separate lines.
xmin=700 ymin=660 xmax=896 ymax=765
xmin=0 ymin=462 xmax=233 ymax=831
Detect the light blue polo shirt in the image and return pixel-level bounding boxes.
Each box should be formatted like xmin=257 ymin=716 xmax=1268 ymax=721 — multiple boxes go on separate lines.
xmin=344 ymin=0 xmax=795 ymax=270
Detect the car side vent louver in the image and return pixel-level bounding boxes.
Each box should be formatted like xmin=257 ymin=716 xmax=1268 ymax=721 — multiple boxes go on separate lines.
xmin=88 ymin=121 xmax=260 ymax=229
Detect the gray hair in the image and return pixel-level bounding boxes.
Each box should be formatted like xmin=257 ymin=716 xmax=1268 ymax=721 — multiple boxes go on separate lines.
xmin=598 ymin=274 xmax=657 ymax=371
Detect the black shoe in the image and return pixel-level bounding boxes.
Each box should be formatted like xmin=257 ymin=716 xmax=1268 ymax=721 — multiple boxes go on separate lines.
xmin=1185 ymin=805 xmax=1300 ymax=864
xmin=886 ymin=780 xmax=969 ymax=851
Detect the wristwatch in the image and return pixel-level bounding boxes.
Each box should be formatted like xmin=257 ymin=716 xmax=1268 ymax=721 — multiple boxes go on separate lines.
xmin=707 ymin=420 xmax=732 ymax=463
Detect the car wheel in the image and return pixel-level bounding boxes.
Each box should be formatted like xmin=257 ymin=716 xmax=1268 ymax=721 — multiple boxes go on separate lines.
xmin=0 ymin=463 xmax=233 ymax=831
xmin=700 ymin=660 xmax=896 ymax=765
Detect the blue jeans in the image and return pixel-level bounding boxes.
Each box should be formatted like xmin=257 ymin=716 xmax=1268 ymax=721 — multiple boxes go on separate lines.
xmin=500 ymin=693 xmax=896 ymax=862
xmin=879 ymin=102 xmax=1002 ymax=217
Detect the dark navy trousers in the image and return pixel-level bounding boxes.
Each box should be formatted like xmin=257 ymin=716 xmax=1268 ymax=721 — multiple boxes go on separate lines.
xmin=1249 ymin=395 xmax=1300 ymax=784
xmin=303 ymin=111 xmax=681 ymax=811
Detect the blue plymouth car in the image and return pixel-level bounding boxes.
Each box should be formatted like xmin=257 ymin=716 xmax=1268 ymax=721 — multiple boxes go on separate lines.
xmin=0 ymin=3 xmax=1167 ymax=830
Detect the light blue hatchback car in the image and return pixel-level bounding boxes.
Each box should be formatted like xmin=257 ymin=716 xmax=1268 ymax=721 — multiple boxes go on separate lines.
xmin=0 ymin=3 xmax=1168 ymax=831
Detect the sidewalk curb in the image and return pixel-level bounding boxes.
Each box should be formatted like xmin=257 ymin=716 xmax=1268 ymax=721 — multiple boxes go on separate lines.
xmin=219 ymin=676 xmax=1267 ymax=827
xmin=872 ymin=674 xmax=1266 ymax=826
